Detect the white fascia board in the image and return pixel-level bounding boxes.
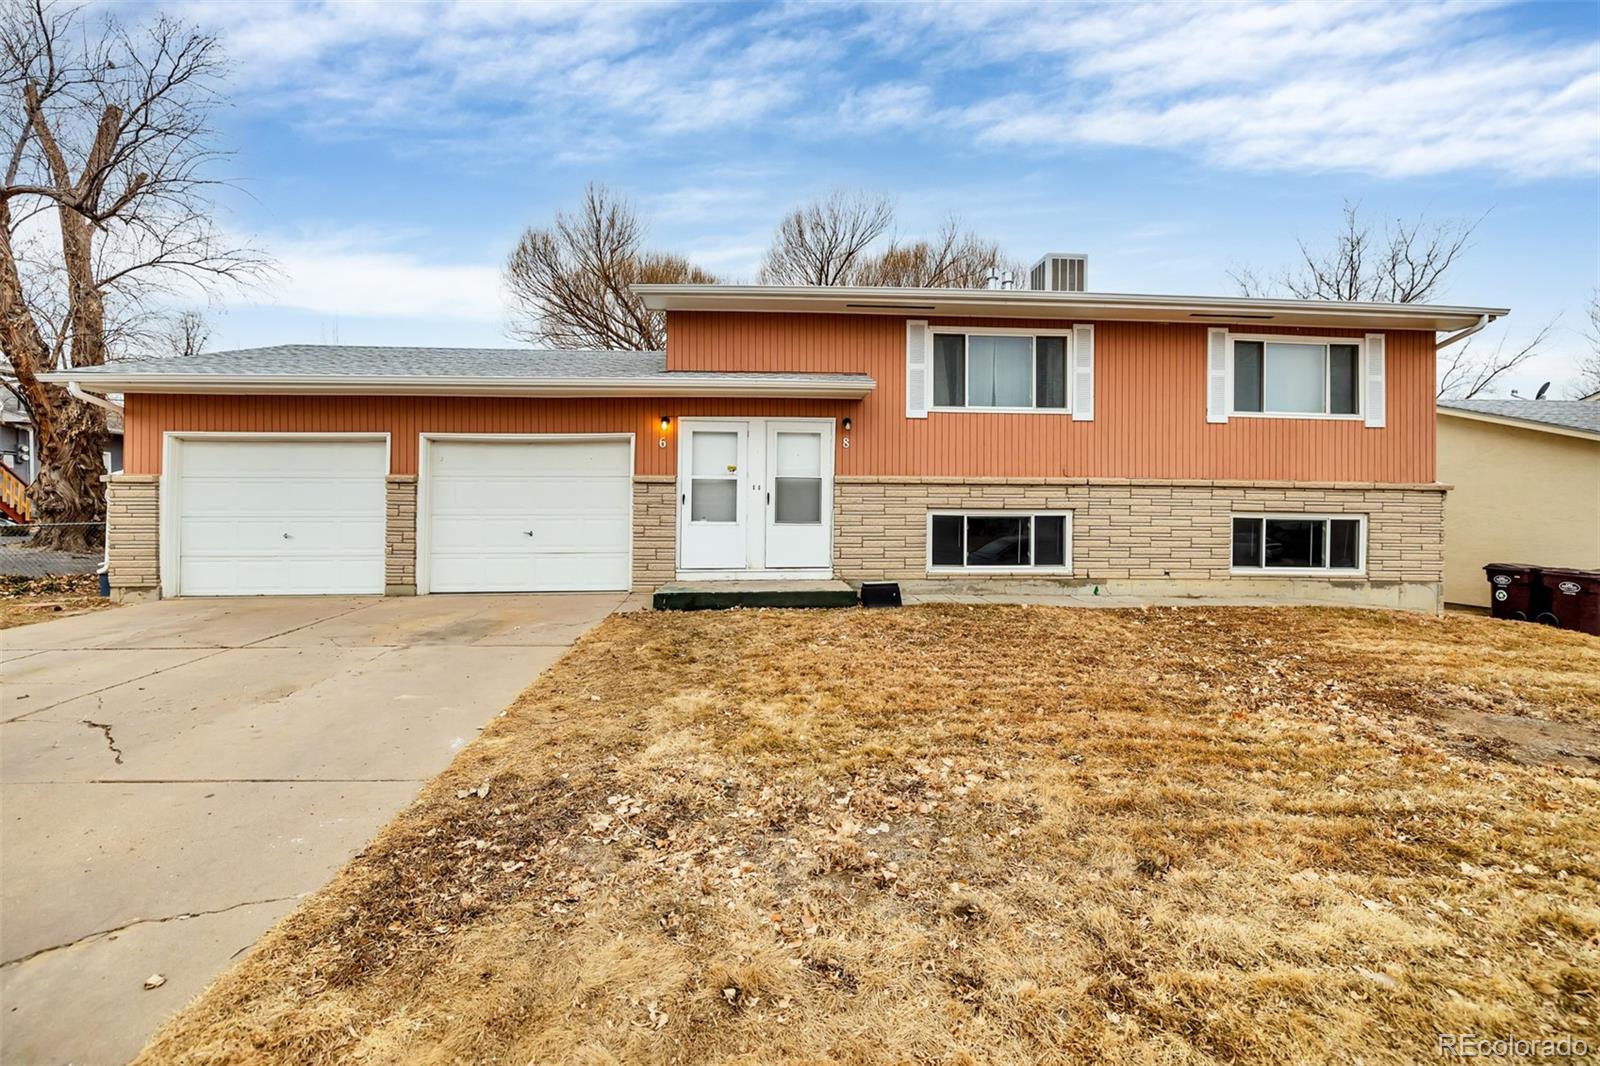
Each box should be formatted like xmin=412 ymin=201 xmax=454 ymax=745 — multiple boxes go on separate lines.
xmin=633 ymin=284 xmax=1509 ymax=333
xmin=45 ymin=373 xmax=876 ymax=400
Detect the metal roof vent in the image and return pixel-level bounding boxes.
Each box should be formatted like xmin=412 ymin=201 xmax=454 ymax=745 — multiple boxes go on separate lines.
xmin=1029 ymin=253 xmax=1088 ymax=293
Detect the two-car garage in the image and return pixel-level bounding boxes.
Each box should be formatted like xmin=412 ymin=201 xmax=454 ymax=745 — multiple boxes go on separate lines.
xmin=161 ymin=435 xmax=633 ymax=597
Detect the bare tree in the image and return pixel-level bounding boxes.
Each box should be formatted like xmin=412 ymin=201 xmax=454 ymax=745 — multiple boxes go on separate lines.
xmin=505 ymin=184 xmax=715 ymax=351
xmin=1572 ymin=289 xmax=1600 ymax=399
xmin=1437 ymin=322 xmax=1553 ymax=400
xmin=758 ymin=189 xmax=894 ymax=285
xmin=851 ymin=217 xmax=1014 ymax=288
xmin=161 ymin=308 xmax=209 ymax=358
xmin=1228 ymin=200 xmax=1554 ymax=400
xmin=2 ymin=0 xmax=266 ymax=548
xmin=1230 ymin=200 xmax=1482 ymax=304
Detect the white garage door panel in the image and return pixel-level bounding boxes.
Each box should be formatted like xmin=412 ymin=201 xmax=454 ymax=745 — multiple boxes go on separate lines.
xmin=426 ymin=439 xmax=632 ymax=593
xmin=174 ymin=440 xmax=386 ymax=596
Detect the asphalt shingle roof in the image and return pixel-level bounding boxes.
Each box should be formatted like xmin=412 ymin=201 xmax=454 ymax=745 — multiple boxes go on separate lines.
xmin=64 ymin=345 xmax=871 ymax=386
xmin=1439 ymin=398 xmax=1600 ymax=437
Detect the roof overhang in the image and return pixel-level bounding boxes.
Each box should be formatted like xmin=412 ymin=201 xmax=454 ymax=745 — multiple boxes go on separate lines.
xmin=1437 ymin=406 xmax=1600 ymax=441
xmin=636 ymin=284 xmax=1508 ymax=333
xmin=43 ymin=372 xmax=876 ymax=400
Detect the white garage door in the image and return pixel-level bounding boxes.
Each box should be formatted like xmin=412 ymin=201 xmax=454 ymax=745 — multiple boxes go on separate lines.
xmin=425 ymin=438 xmax=632 ymax=592
xmin=172 ymin=438 xmax=387 ymax=596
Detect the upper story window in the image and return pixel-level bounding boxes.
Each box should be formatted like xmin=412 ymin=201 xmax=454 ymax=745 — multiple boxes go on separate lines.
xmin=1233 ymin=338 xmax=1360 ymax=417
xmin=932 ymin=330 xmax=1069 ymax=411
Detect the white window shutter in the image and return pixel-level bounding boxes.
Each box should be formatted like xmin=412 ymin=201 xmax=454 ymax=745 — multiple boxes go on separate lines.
xmin=1364 ymin=333 xmax=1386 ymax=428
xmin=906 ymin=319 xmax=929 ymax=419
xmin=1071 ymin=324 xmax=1094 ymax=421
xmin=1206 ymin=328 xmax=1230 ymax=423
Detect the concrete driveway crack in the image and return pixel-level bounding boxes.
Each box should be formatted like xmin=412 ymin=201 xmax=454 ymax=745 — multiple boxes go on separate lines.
xmin=80 ymin=707 xmax=124 ymax=764
xmin=0 ymin=894 xmax=303 ymax=969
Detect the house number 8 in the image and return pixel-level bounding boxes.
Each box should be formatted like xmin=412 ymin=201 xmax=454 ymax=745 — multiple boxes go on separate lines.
xmin=842 ymin=437 xmax=850 ymax=449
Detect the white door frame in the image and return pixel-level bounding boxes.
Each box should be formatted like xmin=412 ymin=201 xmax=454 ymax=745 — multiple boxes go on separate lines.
xmin=159 ymin=431 xmax=392 ymax=599
xmin=675 ymin=416 xmax=835 ymax=580
xmin=415 ymin=432 xmax=636 ymax=596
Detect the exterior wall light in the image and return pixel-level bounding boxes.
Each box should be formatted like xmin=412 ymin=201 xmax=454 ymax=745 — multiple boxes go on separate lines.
xmin=658 ymin=415 xmax=671 ymax=449
xmin=842 ymin=417 xmax=853 ymax=431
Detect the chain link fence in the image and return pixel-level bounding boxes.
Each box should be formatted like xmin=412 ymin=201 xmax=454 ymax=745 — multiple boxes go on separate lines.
xmin=0 ymin=522 xmax=106 ymax=579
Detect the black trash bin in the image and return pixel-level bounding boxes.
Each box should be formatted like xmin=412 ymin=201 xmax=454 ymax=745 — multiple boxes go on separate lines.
xmin=1483 ymin=563 xmax=1547 ymax=622
xmin=1538 ymin=569 xmax=1600 ymax=636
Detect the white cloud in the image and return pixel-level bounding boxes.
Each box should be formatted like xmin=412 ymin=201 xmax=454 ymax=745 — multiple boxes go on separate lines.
xmin=153 ymin=0 xmax=1597 ymax=180
xmin=253 ymin=234 xmax=503 ymax=322
xmin=863 ymin=1 xmax=1600 ymax=179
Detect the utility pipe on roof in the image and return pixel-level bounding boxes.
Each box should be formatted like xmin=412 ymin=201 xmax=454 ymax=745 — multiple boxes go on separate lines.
xmin=1436 ymin=313 xmax=1491 ymax=351
xmin=68 ymin=379 xmax=123 ymax=413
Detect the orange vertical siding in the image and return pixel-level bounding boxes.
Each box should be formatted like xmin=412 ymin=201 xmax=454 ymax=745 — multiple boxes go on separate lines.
xmin=121 ymin=395 xmax=850 ymax=476
xmin=666 ymin=311 xmax=1436 ymax=483
xmin=123 ymin=311 xmax=1436 ymax=484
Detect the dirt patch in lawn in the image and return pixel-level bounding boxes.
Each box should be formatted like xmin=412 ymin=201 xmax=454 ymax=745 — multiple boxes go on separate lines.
xmin=0 ymin=574 xmax=116 ymax=629
xmin=138 ymin=606 xmax=1600 ymax=1065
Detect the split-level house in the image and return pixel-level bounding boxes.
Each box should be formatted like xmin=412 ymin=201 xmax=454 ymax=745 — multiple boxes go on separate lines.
xmin=47 ymin=257 xmax=1507 ymax=610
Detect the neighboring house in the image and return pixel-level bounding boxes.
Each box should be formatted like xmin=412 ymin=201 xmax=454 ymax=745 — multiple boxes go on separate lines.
xmin=0 ymin=389 xmax=126 ymax=484
xmin=46 ymin=260 xmax=1506 ymax=609
xmin=1436 ymin=399 xmax=1600 ymax=608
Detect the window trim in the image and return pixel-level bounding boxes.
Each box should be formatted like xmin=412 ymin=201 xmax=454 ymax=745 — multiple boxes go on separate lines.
xmin=1228 ymin=512 xmax=1367 ymax=576
xmin=925 ymin=509 xmax=1074 ymax=574
xmin=929 ymin=326 xmax=1074 ymax=414
xmin=1229 ymin=334 xmax=1363 ymax=420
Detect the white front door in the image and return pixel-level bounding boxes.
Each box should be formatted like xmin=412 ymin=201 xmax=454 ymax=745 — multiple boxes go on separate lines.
xmin=678 ymin=418 xmax=833 ymax=573
xmin=424 ymin=437 xmax=633 ymax=593
xmin=679 ymin=421 xmax=749 ymax=570
xmin=763 ymin=421 xmax=832 ymax=569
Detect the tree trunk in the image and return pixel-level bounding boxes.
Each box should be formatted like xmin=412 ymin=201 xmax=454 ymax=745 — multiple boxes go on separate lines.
xmin=23 ymin=167 xmax=113 ymax=551
xmin=28 ymin=395 xmax=106 ymax=551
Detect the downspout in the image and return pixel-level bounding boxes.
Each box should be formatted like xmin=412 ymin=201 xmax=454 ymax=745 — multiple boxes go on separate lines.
xmin=1436 ymin=313 xmax=1491 ymax=352
xmin=68 ymin=379 xmax=124 ymax=414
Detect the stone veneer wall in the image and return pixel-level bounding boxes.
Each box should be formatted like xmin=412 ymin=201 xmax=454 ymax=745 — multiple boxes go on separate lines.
xmin=834 ymin=478 xmax=1445 ymax=609
xmin=633 ymin=477 xmax=676 ymax=589
xmin=103 ymin=474 xmax=160 ymax=599
xmin=385 ymin=476 xmax=418 ymax=595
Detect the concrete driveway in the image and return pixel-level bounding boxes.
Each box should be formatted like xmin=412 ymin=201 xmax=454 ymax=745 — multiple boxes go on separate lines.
xmin=1 ymin=592 xmax=624 ymax=1065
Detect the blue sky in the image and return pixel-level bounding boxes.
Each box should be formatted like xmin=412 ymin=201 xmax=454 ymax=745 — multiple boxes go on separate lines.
xmin=152 ymin=0 xmax=1599 ymax=393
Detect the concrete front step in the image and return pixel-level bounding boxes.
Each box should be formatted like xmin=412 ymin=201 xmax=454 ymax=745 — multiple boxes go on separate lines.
xmin=652 ymin=580 xmax=859 ymax=611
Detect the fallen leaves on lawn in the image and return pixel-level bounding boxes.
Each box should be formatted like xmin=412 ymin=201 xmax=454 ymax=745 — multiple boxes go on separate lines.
xmin=136 ymin=605 xmax=1600 ymax=1066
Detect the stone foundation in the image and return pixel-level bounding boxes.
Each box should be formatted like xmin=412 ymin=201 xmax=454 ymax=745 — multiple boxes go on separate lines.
xmin=633 ymin=477 xmax=676 ymax=590
xmin=102 ymin=471 xmax=1444 ymax=609
xmin=385 ymin=476 xmax=417 ymax=595
xmin=833 ymin=478 xmax=1445 ymax=611
xmin=103 ymin=474 xmax=159 ymax=600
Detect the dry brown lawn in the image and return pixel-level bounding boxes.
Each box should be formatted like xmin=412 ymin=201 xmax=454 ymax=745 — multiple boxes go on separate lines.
xmin=139 ymin=606 xmax=1600 ymax=1065
xmin=0 ymin=573 xmax=115 ymax=629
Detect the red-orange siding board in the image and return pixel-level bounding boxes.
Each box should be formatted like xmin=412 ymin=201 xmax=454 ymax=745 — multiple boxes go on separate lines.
xmin=664 ymin=311 xmax=1435 ymax=483
xmin=124 ymin=312 xmax=1436 ymax=484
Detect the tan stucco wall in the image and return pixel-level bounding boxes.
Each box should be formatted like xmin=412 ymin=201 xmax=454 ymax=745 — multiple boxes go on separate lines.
xmin=1437 ymin=416 xmax=1600 ymax=607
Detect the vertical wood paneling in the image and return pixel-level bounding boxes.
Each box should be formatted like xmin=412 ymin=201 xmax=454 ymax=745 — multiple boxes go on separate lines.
xmin=664 ymin=311 xmax=1436 ymax=483
xmin=123 ymin=313 xmax=1437 ymax=483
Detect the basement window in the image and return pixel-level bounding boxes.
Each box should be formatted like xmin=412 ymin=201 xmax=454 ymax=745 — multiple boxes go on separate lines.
xmin=1233 ymin=338 xmax=1359 ymax=416
xmin=1231 ymin=515 xmax=1365 ymax=573
xmin=929 ymin=512 xmax=1071 ymax=571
